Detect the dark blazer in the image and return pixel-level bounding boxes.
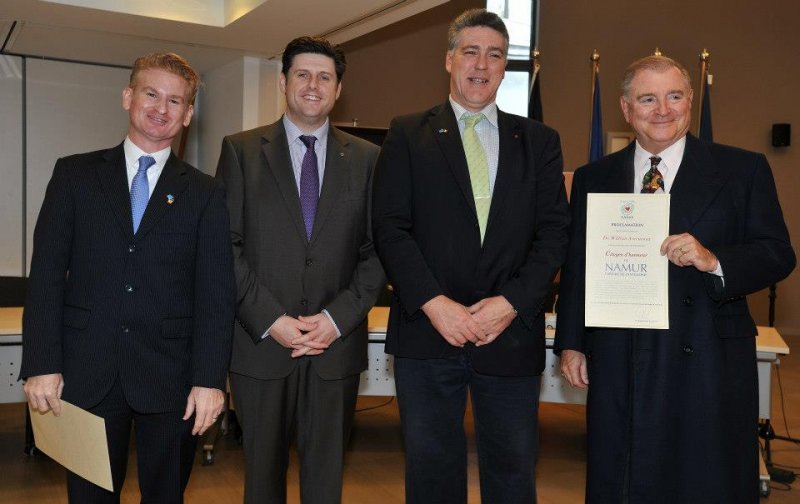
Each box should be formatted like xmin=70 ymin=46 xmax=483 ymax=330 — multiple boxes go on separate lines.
xmin=21 ymin=144 xmax=235 ymax=413
xmin=372 ymin=102 xmax=570 ymax=377
xmin=555 ymin=135 xmax=795 ymax=503
xmin=215 ymin=120 xmax=384 ymax=381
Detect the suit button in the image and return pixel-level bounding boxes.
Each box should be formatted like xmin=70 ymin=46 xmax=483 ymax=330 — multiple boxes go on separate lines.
xmin=128 ymin=244 xmax=136 ymax=253
xmin=125 ymin=284 xmax=134 ymax=293
xmin=306 ymin=259 xmax=313 ymax=266
xmin=682 ymin=296 xmax=694 ymax=306
xmin=121 ymin=325 xmax=130 ymax=333
xmin=682 ymin=345 xmax=694 ymax=355
xmin=300 ymin=298 xmax=308 ymax=306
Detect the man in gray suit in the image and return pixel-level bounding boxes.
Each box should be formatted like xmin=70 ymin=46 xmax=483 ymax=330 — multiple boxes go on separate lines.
xmin=215 ymin=36 xmax=384 ymax=504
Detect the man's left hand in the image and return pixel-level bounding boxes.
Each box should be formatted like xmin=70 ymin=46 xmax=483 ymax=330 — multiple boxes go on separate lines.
xmin=183 ymin=386 xmax=225 ymax=436
xmin=660 ymin=233 xmax=719 ymax=272
xmin=468 ymin=295 xmax=517 ymax=346
xmin=292 ymin=313 xmax=338 ymax=358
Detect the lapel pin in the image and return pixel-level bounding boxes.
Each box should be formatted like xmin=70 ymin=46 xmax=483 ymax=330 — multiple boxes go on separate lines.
xmin=166 ymin=194 xmax=175 ymax=205
xmin=339 ymin=152 xmax=344 ymax=157
xmin=514 ymin=133 xmax=520 ymax=139
xmin=438 ymin=128 xmax=448 ymax=134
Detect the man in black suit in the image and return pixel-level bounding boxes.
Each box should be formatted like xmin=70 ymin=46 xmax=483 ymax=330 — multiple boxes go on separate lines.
xmin=555 ymin=55 xmax=795 ymax=503
xmin=21 ymin=52 xmax=235 ymax=503
xmin=215 ymin=36 xmax=384 ymax=504
xmin=372 ymin=9 xmax=570 ymax=504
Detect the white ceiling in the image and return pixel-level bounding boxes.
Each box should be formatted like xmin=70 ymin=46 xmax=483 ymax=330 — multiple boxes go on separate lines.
xmin=0 ymin=0 xmax=448 ymax=72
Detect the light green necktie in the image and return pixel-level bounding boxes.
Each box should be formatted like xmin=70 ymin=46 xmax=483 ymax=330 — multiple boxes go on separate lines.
xmin=462 ymin=112 xmax=491 ymax=243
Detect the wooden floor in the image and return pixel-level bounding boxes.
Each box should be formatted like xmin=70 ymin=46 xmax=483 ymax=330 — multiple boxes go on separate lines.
xmin=2 ymin=335 xmax=799 ymax=503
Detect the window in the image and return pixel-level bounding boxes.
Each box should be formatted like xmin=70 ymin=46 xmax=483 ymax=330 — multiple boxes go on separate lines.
xmin=487 ymin=0 xmax=538 ymax=117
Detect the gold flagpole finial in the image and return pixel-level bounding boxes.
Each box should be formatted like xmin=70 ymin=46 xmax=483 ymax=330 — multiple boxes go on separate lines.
xmin=591 ymin=49 xmax=600 ymax=62
xmin=699 ymin=48 xmax=710 ymax=62
xmin=532 ymin=47 xmax=540 ymax=60
xmin=653 ymin=47 xmax=662 ymax=56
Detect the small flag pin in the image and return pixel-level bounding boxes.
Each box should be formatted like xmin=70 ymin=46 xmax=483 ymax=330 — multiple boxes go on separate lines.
xmin=438 ymin=128 xmax=448 ymax=134
xmin=166 ymin=194 xmax=175 ymax=204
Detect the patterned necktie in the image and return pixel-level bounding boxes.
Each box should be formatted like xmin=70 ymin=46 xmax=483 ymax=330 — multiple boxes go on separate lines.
xmin=131 ymin=155 xmax=156 ymax=233
xmin=299 ymin=135 xmax=319 ymax=241
xmin=641 ymin=156 xmax=664 ymax=193
xmin=462 ymin=112 xmax=491 ymax=243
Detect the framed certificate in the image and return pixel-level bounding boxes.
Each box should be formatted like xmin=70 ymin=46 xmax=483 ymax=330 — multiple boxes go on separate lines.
xmin=585 ymin=193 xmax=670 ymax=329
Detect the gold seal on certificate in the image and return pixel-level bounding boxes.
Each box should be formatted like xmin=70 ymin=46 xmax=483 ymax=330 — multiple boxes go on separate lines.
xmin=585 ymin=193 xmax=670 ymax=329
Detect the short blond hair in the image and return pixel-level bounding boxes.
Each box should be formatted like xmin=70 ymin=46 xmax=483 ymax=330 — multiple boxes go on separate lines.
xmin=129 ymin=52 xmax=200 ymax=104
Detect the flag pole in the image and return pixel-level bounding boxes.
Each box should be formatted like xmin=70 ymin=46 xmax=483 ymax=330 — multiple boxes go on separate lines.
xmin=530 ymin=48 xmax=540 ymax=96
xmin=697 ymin=48 xmax=710 ymax=136
xmin=589 ymin=50 xmax=599 ymax=156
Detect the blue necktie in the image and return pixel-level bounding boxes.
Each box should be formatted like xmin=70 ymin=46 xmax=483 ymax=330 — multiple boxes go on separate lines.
xmin=299 ymin=135 xmax=319 ymax=241
xmin=131 ymin=155 xmax=156 ymax=233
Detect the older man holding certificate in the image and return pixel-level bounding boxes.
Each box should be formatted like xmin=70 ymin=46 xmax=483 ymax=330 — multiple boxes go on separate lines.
xmin=555 ymin=55 xmax=795 ymax=503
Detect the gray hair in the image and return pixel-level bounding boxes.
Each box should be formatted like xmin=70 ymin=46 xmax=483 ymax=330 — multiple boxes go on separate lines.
xmin=621 ymin=55 xmax=692 ymax=100
xmin=447 ymin=8 xmax=509 ymax=53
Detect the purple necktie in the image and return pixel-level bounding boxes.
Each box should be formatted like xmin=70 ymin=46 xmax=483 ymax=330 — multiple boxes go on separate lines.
xmin=299 ymin=135 xmax=319 ymax=241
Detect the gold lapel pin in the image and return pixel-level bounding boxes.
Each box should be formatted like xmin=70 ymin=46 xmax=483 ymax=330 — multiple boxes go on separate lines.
xmin=166 ymin=194 xmax=175 ymax=205
xmin=438 ymin=128 xmax=448 ymax=134
xmin=339 ymin=152 xmax=344 ymax=157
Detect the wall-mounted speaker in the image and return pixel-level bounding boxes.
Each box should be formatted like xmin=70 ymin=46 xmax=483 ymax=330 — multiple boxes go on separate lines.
xmin=772 ymin=123 xmax=791 ymax=147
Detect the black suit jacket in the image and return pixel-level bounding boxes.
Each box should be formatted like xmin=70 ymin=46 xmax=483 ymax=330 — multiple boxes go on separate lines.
xmin=554 ymin=135 xmax=795 ymax=502
xmin=215 ymin=120 xmax=385 ymax=381
xmin=21 ymin=144 xmax=235 ymax=413
xmin=372 ymin=102 xmax=570 ymax=376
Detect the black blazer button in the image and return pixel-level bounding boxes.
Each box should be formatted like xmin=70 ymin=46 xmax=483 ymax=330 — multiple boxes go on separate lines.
xmin=682 ymin=345 xmax=694 ymax=355
xmin=682 ymin=296 xmax=694 ymax=306
xmin=306 ymin=259 xmax=313 ymax=266
xmin=121 ymin=325 xmax=130 ymax=333
xmin=300 ymin=298 xmax=308 ymax=306
xmin=124 ymin=284 xmax=134 ymax=293
xmin=128 ymin=244 xmax=136 ymax=253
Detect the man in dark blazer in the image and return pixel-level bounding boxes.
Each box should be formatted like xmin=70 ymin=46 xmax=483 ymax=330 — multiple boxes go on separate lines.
xmin=21 ymin=52 xmax=235 ymax=503
xmin=372 ymin=9 xmax=570 ymax=504
xmin=214 ymin=36 xmax=384 ymax=504
xmin=555 ymin=55 xmax=795 ymax=503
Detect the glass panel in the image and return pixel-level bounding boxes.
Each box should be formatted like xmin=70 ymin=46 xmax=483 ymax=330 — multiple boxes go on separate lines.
xmin=496 ymin=71 xmax=529 ymax=117
xmin=487 ymin=0 xmax=532 ymax=61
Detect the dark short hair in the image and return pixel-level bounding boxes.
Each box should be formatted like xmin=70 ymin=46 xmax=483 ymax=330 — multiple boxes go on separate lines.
xmin=447 ymin=8 xmax=509 ymax=53
xmin=129 ymin=52 xmax=200 ymax=105
xmin=281 ymin=36 xmax=346 ymax=82
xmin=621 ymin=55 xmax=692 ymax=100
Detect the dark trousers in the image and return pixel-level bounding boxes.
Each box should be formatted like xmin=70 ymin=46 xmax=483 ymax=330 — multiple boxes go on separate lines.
xmin=66 ymin=380 xmax=197 ymax=504
xmin=230 ymin=359 xmax=360 ymax=504
xmin=395 ymin=355 xmax=541 ymax=504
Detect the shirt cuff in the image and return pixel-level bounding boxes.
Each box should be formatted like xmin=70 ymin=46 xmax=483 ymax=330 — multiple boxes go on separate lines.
xmin=261 ymin=314 xmax=286 ymax=340
xmin=322 ymin=309 xmax=342 ymax=338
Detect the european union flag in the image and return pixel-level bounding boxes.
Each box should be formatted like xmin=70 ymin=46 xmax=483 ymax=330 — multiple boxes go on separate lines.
xmin=589 ymin=70 xmax=603 ymax=162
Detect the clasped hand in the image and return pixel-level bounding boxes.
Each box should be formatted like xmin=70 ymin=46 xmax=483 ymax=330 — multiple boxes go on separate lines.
xmin=270 ymin=313 xmax=337 ymax=358
xmin=422 ymin=295 xmax=517 ymax=348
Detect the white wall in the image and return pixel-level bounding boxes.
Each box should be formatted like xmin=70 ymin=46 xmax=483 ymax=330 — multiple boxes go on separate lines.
xmin=0 ymin=56 xmax=24 ymax=276
xmin=197 ymin=56 xmax=283 ymax=175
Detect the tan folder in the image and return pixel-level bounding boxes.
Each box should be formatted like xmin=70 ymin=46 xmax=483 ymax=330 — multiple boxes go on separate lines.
xmin=29 ymin=400 xmax=113 ymax=491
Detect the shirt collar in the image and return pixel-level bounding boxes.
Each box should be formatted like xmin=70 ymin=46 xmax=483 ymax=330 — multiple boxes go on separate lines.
xmin=449 ymin=96 xmax=498 ymax=129
xmin=283 ymin=115 xmax=329 ymax=147
xmin=634 ymin=136 xmax=687 ymax=174
xmin=124 ymin=137 xmax=171 ymax=169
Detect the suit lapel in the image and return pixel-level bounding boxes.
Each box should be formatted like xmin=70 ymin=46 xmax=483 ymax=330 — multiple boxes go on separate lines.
xmin=96 ymin=143 xmax=134 ymax=238
xmin=261 ymin=122 xmax=308 ymax=243
xmin=668 ymin=135 xmax=727 ymax=233
xmin=485 ymin=110 xmax=519 ymax=240
xmin=429 ymin=103 xmax=477 ymax=216
xmin=311 ymin=127 xmax=348 ymax=244
xmin=135 ymin=152 xmax=188 ymax=239
xmin=599 ymin=142 xmax=635 ymax=193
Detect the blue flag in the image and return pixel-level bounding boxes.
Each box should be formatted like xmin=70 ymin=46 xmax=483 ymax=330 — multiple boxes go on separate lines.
xmin=589 ymin=70 xmax=603 ymax=162
xmin=698 ymin=75 xmax=713 ymax=141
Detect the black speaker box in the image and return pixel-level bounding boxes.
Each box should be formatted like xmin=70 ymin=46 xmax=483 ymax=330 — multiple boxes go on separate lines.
xmin=772 ymin=123 xmax=791 ymax=147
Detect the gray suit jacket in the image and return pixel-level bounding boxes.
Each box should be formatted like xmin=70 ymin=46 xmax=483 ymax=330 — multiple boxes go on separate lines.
xmin=215 ymin=119 xmax=384 ymax=380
